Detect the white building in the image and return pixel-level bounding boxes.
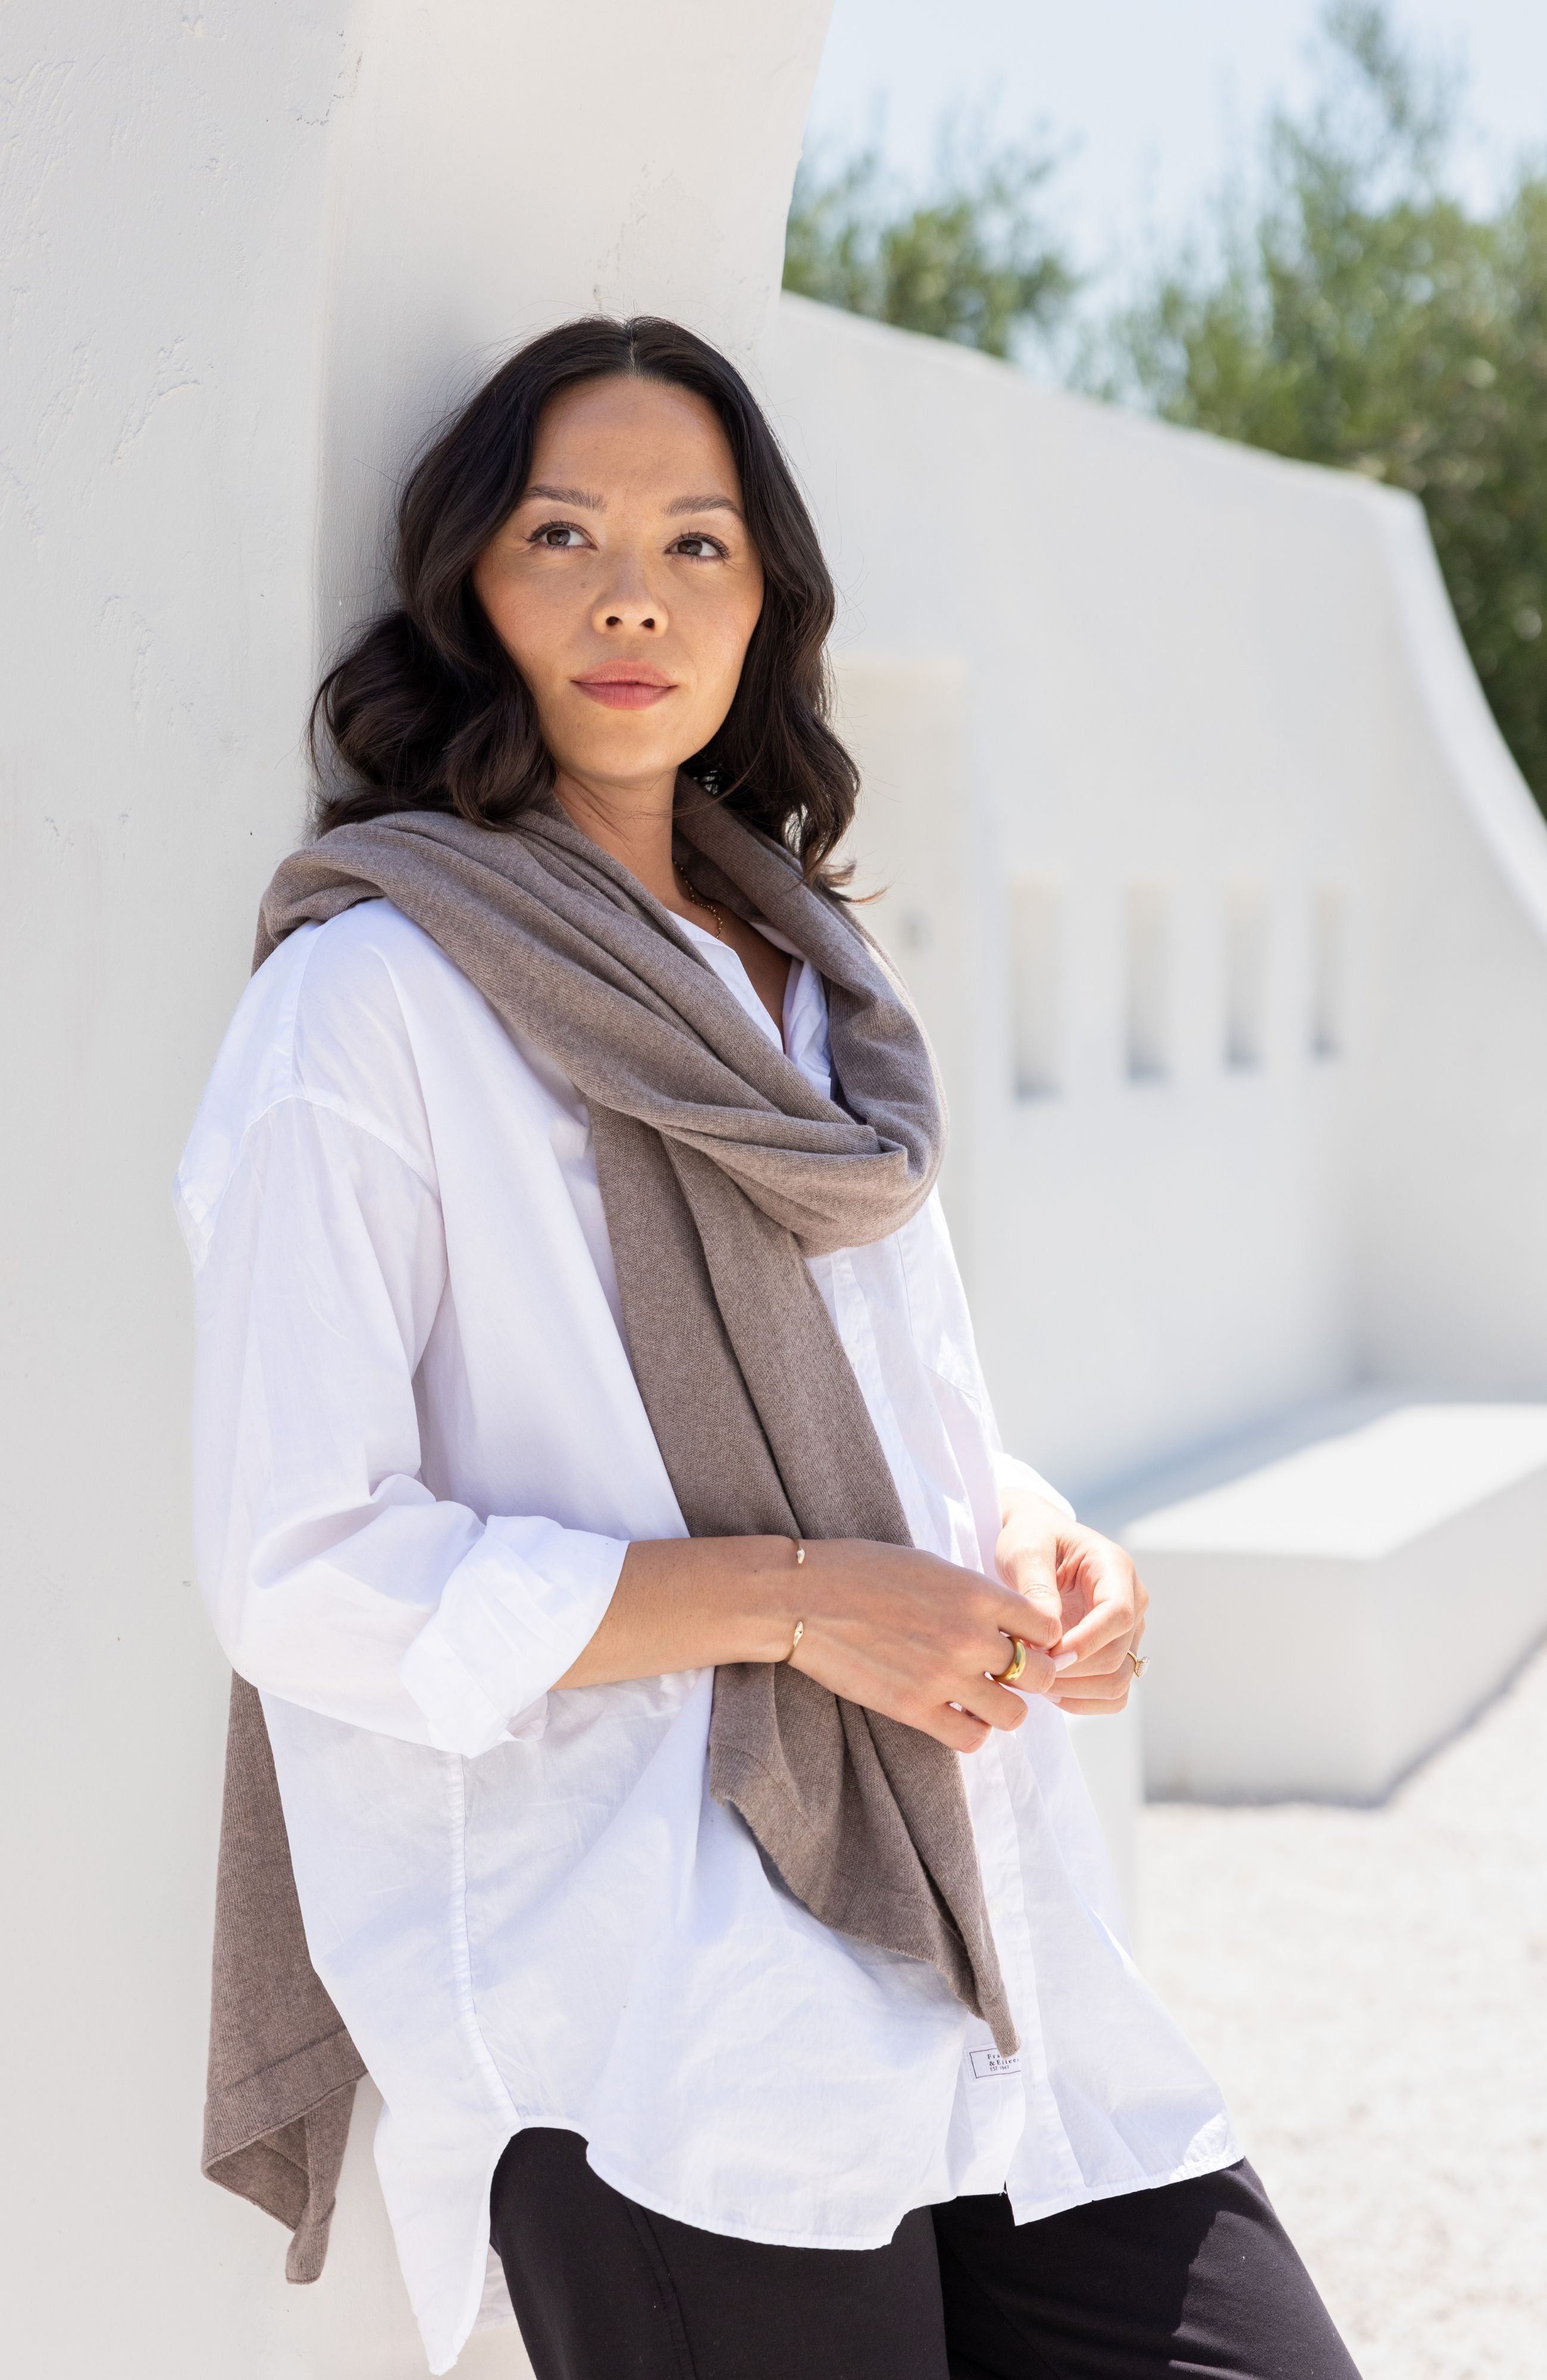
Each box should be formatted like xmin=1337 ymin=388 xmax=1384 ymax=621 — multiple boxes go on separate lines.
xmin=6 ymin=2 xmax=1547 ymax=2372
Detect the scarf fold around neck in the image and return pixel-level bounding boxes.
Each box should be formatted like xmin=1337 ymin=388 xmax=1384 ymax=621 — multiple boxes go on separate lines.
xmin=202 ymin=790 xmax=1014 ymax=2280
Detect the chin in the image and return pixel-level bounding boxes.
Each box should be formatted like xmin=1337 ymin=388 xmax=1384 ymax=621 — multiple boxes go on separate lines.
xmin=561 ymin=725 xmax=700 ymax=785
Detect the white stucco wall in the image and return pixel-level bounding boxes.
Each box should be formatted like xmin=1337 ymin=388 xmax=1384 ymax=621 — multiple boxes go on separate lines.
xmin=316 ymin=0 xmax=831 ymax=638
xmin=1 ymin=5 xmax=829 ymax=2372
xmin=770 ymin=298 xmax=1547 ymax=1505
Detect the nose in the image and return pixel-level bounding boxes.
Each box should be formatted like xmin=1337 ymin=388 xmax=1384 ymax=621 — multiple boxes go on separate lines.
xmin=591 ymin=550 xmax=664 ymax=637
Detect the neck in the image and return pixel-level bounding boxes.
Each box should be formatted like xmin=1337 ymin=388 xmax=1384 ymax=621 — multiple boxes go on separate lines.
xmin=550 ymin=757 xmax=793 ymax=1036
xmin=551 ymin=765 xmax=681 ymax=908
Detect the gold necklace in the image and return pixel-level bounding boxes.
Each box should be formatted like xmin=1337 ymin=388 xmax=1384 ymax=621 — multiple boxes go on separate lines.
xmin=674 ymin=863 xmax=726 ymax=941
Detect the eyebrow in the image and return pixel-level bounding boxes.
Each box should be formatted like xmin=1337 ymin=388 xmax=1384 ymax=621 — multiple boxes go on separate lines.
xmin=516 ymin=483 xmax=743 ymax=522
xmin=665 ymin=493 xmax=743 ymax=519
xmin=521 ymin=483 xmax=604 ymax=511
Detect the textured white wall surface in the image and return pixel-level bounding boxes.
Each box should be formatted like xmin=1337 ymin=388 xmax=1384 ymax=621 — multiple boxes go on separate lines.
xmin=316 ymin=0 xmax=834 ymax=641
xmin=1 ymin=4 xmax=829 ymax=2372
xmin=770 ymin=297 xmax=1547 ymax=1504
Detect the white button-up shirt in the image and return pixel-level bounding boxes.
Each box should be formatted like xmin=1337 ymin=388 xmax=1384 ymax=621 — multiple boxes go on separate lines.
xmin=176 ymin=896 xmax=1236 ymax=2374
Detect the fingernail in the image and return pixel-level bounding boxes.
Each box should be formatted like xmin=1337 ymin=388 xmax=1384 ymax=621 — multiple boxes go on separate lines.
xmin=1053 ymin=1651 xmax=1078 ymax=1673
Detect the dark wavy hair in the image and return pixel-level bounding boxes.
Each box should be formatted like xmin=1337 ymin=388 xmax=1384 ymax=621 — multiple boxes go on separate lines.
xmin=310 ymin=315 xmax=859 ymax=879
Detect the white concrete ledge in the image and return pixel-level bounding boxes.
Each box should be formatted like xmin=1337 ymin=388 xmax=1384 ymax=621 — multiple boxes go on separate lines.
xmin=1100 ymin=1398 xmax=1547 ymax=1801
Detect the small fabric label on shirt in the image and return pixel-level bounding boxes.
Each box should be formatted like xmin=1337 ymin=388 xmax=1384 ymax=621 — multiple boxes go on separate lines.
xmin=967 ymin=2047 xmax=1023 ymax=2081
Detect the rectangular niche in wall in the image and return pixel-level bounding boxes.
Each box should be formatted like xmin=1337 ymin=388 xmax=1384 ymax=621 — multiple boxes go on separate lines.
xmin=1010 ymin=875 xmax=1063 ymax=1098
xmin=1125 ymin=878 xmax=1172 ymax=1082
xmin=1311 ymin=881 xmax=1346 ymax=1057
xmin=1223 ymin=877 xmax=1269 ymax=1069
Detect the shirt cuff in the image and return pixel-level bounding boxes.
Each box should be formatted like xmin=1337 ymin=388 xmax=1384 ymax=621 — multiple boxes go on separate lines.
xmin=992 ymin=1450 xmax=1076 ymax=1525
xmin=400 ymin=1515 xmax=630 ymax=1758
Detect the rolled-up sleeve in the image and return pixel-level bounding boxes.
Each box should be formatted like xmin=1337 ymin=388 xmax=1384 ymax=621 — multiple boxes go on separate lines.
xmin=402 ymin=1515 xmax=627 ymax=1755
xmin=182 ymin=1095 xmax=625 ymax=1750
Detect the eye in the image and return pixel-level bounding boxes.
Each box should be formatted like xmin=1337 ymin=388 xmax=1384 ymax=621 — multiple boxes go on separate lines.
xmin=527 ymin=519 xmax=590 ymax=550
xmin=669 ymin=532 xmax=729 ymax=560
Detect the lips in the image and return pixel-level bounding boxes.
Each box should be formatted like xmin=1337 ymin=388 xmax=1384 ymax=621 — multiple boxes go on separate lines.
xmin=572 ymin=663 xmax=677 ymax=711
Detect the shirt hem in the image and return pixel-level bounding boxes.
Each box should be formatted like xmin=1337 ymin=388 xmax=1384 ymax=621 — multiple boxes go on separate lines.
xmin=416 ymin=2117 xmax=1245 ymax=2368
xmin=1006 ymin=2125 xmax=1244 ymax=2228
xmin=578 ymin=2122 xmax=1243 ymax=2255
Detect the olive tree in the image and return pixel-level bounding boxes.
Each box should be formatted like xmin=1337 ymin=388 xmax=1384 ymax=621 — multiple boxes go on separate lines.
xmin=1108 ymin=2 xmax=1547 ymax=807
xmin=783 ymin=136 xmax=1074 ymax=362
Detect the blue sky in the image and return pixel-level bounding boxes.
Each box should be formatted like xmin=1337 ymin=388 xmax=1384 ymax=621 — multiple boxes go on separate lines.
xmin=803 ymin=0 xmax=1547 ymax=295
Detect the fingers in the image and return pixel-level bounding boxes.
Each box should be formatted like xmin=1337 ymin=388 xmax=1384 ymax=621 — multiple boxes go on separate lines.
xmin=1053 ymin=1596 xmax=1130 ymax=1666
xmin=890 ymin=1617 xmax=1054 ymax=1742
xmin=957 ymin=1672 xmax=1038 ymax=1733
xmin=937 ymin=1580 xmax=1061 ymax=1729
xmin=1050 ymin=1529 xmax=1147 ymax=1668
xmin=1050 ymin=1656 xmax=1133 ymax=1714
xmin=925 ymin=1620 xmax=1053 ymax=1737
xmin=969 ymin=1580 xmax=1061 ymax=1677
xmin=926 ymin=1705 xmax=993 ymax=1754
xmin=987 ymin=1628 xmax=1059 ymax=1693
xmin=1035 ymin=1526 xmax=1148 ymax=1717
xmin=994 ymin=1499 xmax=1065 ymax=1648
xmin=1052 ymin=1633 xmax=1135 ymax=1681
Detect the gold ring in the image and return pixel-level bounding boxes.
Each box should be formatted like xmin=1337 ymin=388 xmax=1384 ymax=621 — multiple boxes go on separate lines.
xmin=993 ymin=1636 xmax=1028 ymax=1686
xmin=1128 ymin=1649 xmax=1148 ymax=1678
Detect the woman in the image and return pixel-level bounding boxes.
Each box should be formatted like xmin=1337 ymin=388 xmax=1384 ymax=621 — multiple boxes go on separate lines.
xmin=178 ymin=316 xmax=1359 ymax=2378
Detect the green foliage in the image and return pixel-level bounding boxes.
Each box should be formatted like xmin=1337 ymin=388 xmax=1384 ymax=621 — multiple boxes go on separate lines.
xmin=783 ymin=140 xmax=1075 ymax=360
xmin=1108 ymin=1 xmax=1547 ymax=807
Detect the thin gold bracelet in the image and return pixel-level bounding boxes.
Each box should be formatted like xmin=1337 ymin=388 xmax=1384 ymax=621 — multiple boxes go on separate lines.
xmin=782 ymin=1539 xmax=806 ymax=1662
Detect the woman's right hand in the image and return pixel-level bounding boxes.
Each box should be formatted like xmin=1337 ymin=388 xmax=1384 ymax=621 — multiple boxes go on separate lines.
xmin=785 ymin=1539 xmax=1061 ymax=1752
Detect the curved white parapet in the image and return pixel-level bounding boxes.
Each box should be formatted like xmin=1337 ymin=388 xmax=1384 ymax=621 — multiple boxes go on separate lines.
xmin=1373 ymin=487 xmax=1547 ymax=950
xmin=1351 ymin=497 xmax=1547 ymax=1399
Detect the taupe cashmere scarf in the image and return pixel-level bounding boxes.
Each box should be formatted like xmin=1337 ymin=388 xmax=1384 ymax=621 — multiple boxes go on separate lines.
xmin=203 ymin=792 xmax=1014 ymax=2281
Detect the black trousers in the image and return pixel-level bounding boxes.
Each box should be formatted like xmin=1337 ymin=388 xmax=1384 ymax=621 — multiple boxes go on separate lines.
xmin=490 ymin=2130 xmax=1362 ymax=2380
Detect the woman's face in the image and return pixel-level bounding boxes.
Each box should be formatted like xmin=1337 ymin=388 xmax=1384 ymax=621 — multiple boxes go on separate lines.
xmin=472 ymin=375 xmax=765 ymax=798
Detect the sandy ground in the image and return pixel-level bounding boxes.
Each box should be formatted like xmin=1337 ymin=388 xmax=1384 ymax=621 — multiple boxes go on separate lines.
xmin=1137 ymin=1642 xmax=1547 ymax=2379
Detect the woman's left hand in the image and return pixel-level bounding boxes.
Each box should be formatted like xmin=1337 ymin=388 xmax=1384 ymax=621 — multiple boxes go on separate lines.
xmin=995 ymin=1492 xmax=1148 ymax=1715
